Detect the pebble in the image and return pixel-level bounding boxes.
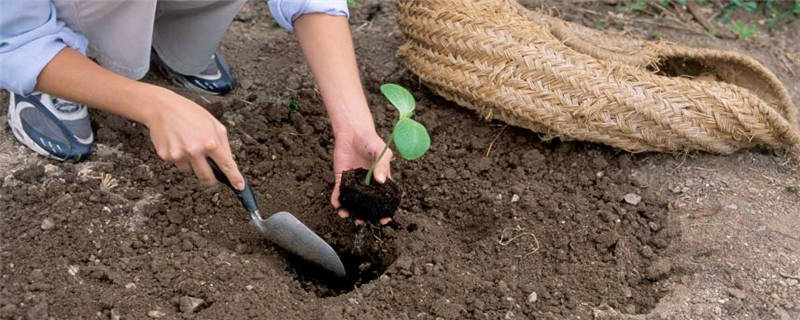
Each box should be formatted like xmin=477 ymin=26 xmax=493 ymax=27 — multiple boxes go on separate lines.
xmin=787 ymin=279 xmax=798 ymax=286
xmin=623 ymin=193 xmax=642 ymax=205
xmin=245 ymin=284 xmax=254 ymax=290
xmin=379 ymin=274 xmax=390 ymax=282
xmin=44 ymin=164 xmax=60 ymax=175
xmin=124 ymin=282 xmax=136 ymax=289
xmin=527 ymin=292 xmax=538 ymax=304
xmin=41 ymin=217 xmax=55 ymax=230
xmin=727 ymin=288 xmax=746 ymax=299
xmin=67 ymin=265 xmax=79 ymax=276
xmin=147 ymin=310 xmax=165 ymax=318
xmin=725 ymin=204 xmax=738 ymax=211
xmin=511 ymin=194 xmax=520 ymax=203
xmin=110 ymin=309 xmax=121 ymax=320
xmin=178 ymin=296 xmax=204 ymax=313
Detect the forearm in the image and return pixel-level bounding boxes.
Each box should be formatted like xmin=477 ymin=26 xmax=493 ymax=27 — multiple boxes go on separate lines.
xmin=293 ymin=14 xmax=376 ymax=138
xmin=35 ymin=47 xmax=162 ymax=124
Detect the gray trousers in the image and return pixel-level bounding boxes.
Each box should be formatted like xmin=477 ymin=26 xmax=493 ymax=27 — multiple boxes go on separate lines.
xmin=52 ymin=0 xmax=246 ymax=80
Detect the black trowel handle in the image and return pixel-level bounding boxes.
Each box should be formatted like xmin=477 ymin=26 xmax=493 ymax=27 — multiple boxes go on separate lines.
xmin=207 ymin=159 xmax=259 ymax=213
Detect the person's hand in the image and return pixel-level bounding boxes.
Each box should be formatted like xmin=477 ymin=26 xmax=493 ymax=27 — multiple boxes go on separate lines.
xmin=142 ymin=87 xmax=245 ymax=190
xmin=331 ymin=130 xmax=393 ymax=225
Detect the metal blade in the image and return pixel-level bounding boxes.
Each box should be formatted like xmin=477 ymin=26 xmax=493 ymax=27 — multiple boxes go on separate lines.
xmin=250 ymin=211 xmax=346 ymax=278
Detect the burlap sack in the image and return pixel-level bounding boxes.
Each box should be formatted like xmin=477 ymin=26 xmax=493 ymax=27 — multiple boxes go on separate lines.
xmin=395 ymin=0 xmax=800 ymax=154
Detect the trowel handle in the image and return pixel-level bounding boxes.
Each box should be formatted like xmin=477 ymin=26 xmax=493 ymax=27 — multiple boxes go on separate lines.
xmin=207 ymin=158 xmax=260 ymax=213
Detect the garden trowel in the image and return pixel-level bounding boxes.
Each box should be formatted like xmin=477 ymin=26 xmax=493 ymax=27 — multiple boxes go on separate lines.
xmin=207 ymin=159 xmax=346 ymax=278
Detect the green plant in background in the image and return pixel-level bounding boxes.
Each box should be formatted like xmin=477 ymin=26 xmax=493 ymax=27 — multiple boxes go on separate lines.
xmin=658 ymin=0 xmax=688 ymax=5
xmin=348 ymin=0 xmax=355 ymax=8
xmin=764 ymin=0 xmax=800 ymax=32
xmin=731 ymin=21 xmax=756 ymax=38
xmin=285 ymin=98 xmax=299 ymax=116
xmin=721 ymin=0 xmax=759 ymax=22
xmin=364 ymin=84 xmax=431 ymax=185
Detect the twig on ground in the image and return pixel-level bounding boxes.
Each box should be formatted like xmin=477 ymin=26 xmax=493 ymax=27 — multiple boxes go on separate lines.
xmin=485 ymin=125 xmax=508 ymax=158
xmin=576 ymin=6 xmax=709 ymax=37
xmin=686 ymin=0 xmax=737 ymax=39
xmin=779 ymin=272 xmax=800 ymax=281
xmin=498 ymin=225 xmax=541 ymax=257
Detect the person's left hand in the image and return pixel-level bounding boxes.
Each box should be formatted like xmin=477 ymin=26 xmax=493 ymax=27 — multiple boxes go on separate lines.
xmin=330 ymin=131 xmax=393 ymax=225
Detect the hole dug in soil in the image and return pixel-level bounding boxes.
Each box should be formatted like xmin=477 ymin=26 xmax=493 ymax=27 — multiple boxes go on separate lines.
xmin=287 ymin=224 xmax=399 ymax=297
xmin=287 ymin=168 xmax=402 ymax=297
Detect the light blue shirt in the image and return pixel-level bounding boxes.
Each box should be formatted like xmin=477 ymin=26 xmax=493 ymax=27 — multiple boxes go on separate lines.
xmin=0 ymin=0 xmax=349 ymax=95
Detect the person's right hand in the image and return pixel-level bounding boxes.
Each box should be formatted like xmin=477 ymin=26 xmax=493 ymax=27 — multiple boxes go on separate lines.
xmin=141 ymin=88 xmax=245 ymax=190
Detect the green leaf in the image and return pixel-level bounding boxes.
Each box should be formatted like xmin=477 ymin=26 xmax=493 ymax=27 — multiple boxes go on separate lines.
xmin=742 ymin=1 xmax=758 ymax=12
xmin=380 ymin=83 xmax=416 ymax=117
xmin=392 ymin=118 xmax=430 ymax=160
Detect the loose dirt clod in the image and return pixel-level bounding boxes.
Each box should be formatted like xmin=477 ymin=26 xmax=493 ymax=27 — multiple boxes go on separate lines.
xmin=146 ymin=310 xmax=165 ymax=318
xmin=624 ymin=193 xmax=642 ymax=205
xmin=177 ymin=296 xmax=205 ymax=313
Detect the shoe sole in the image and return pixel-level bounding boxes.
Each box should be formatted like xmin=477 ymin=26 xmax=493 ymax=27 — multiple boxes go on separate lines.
xmin=7 ymin=94 xmax=92 ymax=162
xmin=152 ymin=52 xmax=234 ymax=96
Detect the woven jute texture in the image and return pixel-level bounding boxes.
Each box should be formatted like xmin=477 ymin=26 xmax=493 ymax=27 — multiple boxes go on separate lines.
xmin=395 ymin=0 xmax=800 ymax=154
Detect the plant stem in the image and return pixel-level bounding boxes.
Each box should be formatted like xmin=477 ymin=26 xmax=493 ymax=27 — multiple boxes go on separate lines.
xmin=364 ymin=133 xmax=394 ymax=186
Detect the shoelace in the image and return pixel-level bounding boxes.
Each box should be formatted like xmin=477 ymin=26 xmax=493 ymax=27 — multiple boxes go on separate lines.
xmin=51 ymin=96 xmax=82 ymax=113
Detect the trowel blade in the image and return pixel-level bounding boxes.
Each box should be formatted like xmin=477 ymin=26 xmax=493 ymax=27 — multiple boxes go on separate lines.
xmin=251 ymin=212 xmax=346 ymax=278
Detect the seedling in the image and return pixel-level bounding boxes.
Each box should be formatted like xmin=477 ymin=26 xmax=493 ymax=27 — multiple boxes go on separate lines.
xmin=285 ymin=98 xmax=299 ymax=116
xmin=364 ymin=84 xmax=430 ymax=185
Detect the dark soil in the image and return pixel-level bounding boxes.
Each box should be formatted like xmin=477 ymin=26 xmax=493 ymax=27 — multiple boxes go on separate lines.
xmin=0 ymin=1 xmax=681 ymax=319
xmin=338 ymin=168 xmax=402 ymax=223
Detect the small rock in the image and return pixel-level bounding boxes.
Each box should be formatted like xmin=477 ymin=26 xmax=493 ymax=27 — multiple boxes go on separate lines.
xmin=623 ymin=193 xmax=642 ymax=205
xmin=178 ymin=296 xmax=204 ymax=313
xmin=727 ymin=288 xmax=746 ymax=299
xmin=41 ymin=217 xmax=55 ymax=230
xmin=379 ymin=274 xmax=390 ymax=282
xmin=147 ymin=310 xmax=165 ymax=318
xmin=44 ymin=164 xmax=60 ymax=176
xmin=67 ymin=265 xmax=79 ymax=276
xmin=527 ymin=292 xmax=538 ymax=304
xmin=110 ymin=309 xmax=121 ymax=320
xmin=511 ymin=194 xmax=520 ymax=203
xmin=724 ymin=204 xmax=738 ymax=211
xmin=124 ymin=282 xmax=136 ymax=289
xmin=245 ymin=285 xmax=254 ymax=290
xmin=622 ymin=287 xmax=632 ymax=298
xmin=787 ymin=279 xmax=798 ymax=286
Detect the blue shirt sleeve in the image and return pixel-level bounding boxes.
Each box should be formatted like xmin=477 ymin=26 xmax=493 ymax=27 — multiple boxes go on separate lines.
xmin=267 ymin=0 xmax=350 ymax=33
xmin=0 ymin=1 xmax=88 ymax=95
